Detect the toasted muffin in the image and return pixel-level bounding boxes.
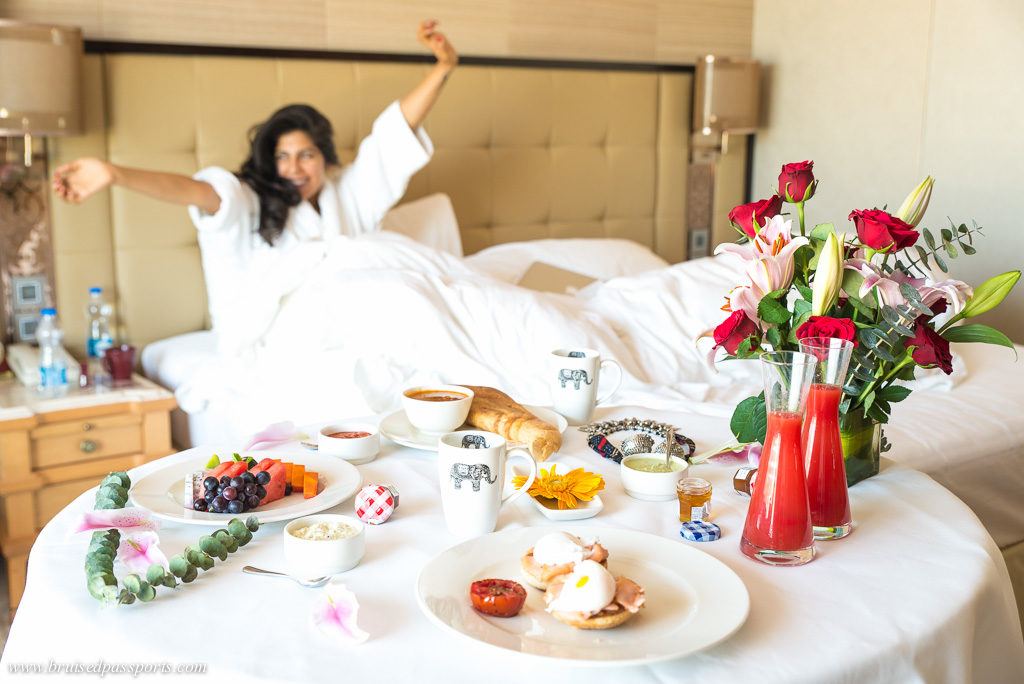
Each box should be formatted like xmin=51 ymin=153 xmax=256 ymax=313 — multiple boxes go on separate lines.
xmin=544 ymin=562 xmax=645 ymax=630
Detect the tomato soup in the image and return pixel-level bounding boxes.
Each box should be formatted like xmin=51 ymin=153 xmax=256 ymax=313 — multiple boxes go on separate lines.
xmin=404 ymin=389 xmax=469 ymax=402
xmin=325 ymin=431 xmax=372 ymax=439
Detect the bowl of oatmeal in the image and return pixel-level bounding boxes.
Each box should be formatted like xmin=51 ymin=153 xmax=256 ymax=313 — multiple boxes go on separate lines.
xmin=283 ymin=514 xmax=365 ymax=575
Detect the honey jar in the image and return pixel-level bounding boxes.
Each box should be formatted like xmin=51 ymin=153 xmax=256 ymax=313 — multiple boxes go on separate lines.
xmin=677 ymin=477 xmax=712 ymax=522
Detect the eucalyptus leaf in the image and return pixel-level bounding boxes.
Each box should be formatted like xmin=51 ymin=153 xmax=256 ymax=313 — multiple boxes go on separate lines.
xmin=898 ymin=282 xmax=922 ymax=304
xmin=245 ymin=516 xmax=261 ymax=533
xmin=199 ymin=536 xmax=227 ymax=561
xmin=168 ymin=555 xmax=189 ymax=578
xmin=228 ymin=519 xmax=250 ymax=539
xmin=914 ymin=245 xmax=931 ymax=269
xmin=122 ymin=574 xmax=142 ymax=594
xmin=117 ymin=589 xmax=136 ymax=605
xmin=944 ymin=240 xmax=957 ymax=259
xmin=181 ymin=566 xmax=199 ymax=583
xmin=941 ymin=227 xmax=953 ymax=242
xmin=933 ymin=253 xmax=948 ymax=272
xmin=162 ymin=575 xmax=178 ymax=589
xmin=961 ymin=242 xmax=976 ymax=255
xmin=850 ymin=364 xmax=878 ymax=382
xmin=136 ymin=582 xmax=157 ymax=602
xmin=923 ymin=228 xmax=936 ymax=250
xmin=146 ymin=564 xmax=166 ymax=586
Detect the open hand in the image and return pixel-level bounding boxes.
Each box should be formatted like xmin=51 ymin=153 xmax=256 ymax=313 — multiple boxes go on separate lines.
xmin=52 ymin=158 xmax=114 ymax=204
xmin=417 ymin=20 xmax=458 ymax=72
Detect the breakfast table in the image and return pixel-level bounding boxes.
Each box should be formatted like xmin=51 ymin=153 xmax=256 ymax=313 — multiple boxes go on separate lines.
xmin=3 ymin=406 xmax=1023 ymax=683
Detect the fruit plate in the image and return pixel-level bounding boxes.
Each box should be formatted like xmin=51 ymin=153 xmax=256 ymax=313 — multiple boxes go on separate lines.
xmin=416 ymin=525 xmax=749 ymax=666
xmin=129 ymin=451 xmax=361 ymax=526
xmin=380 ymin=405 xmax=568 ymax=452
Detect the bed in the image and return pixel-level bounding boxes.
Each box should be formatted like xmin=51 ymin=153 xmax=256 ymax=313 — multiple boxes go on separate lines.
xmin=50 ymin=48 xmax=1023 ymax=627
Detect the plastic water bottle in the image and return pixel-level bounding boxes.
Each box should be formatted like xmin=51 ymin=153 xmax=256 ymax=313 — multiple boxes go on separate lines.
xmin=85 ymin=287 xmax=114 ymax=359
xmin=37 ymin=308 xmax=69 ymax=396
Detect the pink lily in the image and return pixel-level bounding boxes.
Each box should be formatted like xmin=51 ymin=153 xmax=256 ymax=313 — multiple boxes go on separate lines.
xmin=845 ymin=259 xmax=923 ymax=309
xmin=117 ymin=530 xmax=169 ymax=573
xmin=313 ymin=584 xmax=369 ymax=644
xmin=244 ymin=421 xmax=308 ymax=451
xmin=919 ymin=279 xmax=973 ymax=315
xmin=71 ymin=507 xmax=161 ymax=535
xmin=717 ymin=216 xmax=809 ymax=321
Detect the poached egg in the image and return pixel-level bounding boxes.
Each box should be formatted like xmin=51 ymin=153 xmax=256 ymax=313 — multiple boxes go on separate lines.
xmin=546 ymin=560 xmax=616 ymax=614
xmin=532 ymin=532 xmax=591 ymax=566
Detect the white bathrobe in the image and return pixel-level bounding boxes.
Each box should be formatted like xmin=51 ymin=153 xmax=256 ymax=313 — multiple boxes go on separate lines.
xmin=188 ymin=101 xmax=433 ymax=353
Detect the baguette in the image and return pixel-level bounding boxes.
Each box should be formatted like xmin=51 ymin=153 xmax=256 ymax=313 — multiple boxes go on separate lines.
xmin=458 ymin=385 xmax=562 ymax=461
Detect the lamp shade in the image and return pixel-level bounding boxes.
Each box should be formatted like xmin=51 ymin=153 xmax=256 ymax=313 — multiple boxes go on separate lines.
xmin=0 ymin=20 xmax=83 ymax=136
xmin=693 ymin=55 xmax=762 ymax=135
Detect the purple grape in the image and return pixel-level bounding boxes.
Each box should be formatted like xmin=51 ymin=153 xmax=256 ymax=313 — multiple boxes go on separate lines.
xmin=227 ymin=499 xmax=244 ymax=514
xmin=212 ymin=495 xmax=227 ymax=509
xmin=243 ymin=483 xmax=256 ymax=497
xmin=222 ymin=486 xmax=238 ymax=501
xmin=256 ymin=485 xmax=267 ymax=500
xmin=245 ymin=495 xmax=260 ymax=509
xmin=256 ymin=471 xmax=271 ymax=486
xmin=203 ymin=476 xmax=219 ymax=491
xmin=229 ymin=477 xmax=245 ymax=489
xmin=241 ymin=472 xmax=256 ymax=485
xmin=193 ymin=499 xmax=208 ymax=512
xmin=204 ymin=490 xmax=217 ymax=503
xmin=219 ymin=476 xmax=231 ymax=487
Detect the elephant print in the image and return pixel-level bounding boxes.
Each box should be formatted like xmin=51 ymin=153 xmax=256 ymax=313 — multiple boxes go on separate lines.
xmin=461 ymin=435 xmax=488 ymax=449
xmin=568 ymin=351 xmax=586 ymax=358
xmin=558 ymin=368 xmax=593 ymax=390
xmin=450 ymin=462 xmax=498 ymax=491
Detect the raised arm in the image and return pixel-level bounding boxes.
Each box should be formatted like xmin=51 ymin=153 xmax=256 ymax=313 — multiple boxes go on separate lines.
xmin=52 ymin=158 xmax=221 ymax=215
xmin=399 ymin=20 xmax=459 ymax=130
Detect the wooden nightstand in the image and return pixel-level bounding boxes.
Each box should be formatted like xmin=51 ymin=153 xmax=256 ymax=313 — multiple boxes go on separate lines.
xmin=0 ymin=374 xmax=176 ymax=615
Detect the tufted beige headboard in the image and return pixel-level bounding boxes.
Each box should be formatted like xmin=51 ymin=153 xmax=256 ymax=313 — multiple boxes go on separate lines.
xmin=47 ymin=50 xmax=748 ymax=354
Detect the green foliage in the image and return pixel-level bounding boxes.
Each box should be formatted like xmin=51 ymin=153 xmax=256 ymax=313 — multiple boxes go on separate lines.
xmin=758 ymin=296 xmax=792 ymax=325
xmin=730 ymin=394 xmax=768 ymax=445
xmin=943 ymin=323 xmax=1017 ymax=354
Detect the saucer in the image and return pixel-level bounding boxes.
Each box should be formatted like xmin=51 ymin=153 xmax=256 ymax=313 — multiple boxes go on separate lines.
xmin=526 ymin=493 xmax=603 ymax=521
xmin=379 ymin=405 xmax=568 ymax=452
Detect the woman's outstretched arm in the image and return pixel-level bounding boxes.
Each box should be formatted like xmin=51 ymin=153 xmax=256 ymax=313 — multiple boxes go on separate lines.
xmin=52 ymin=158 xmax=221 ymax=214
xmin=399 ymin=20 xmax=459 ymax=130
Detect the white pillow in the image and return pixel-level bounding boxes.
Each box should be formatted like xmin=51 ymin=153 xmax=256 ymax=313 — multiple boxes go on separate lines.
xmin=380 ymin=193 xmax=463 ymax=257
xmin=464 ymin=238 xmax=669 ymax=283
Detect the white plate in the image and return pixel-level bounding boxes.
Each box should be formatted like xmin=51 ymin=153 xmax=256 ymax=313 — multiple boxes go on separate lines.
xmin=129 ymin=451 xmax=362 ymax=526
xmin=416 ymin=525 xmax=749 ymax=665
xmin=527 ymin=493 xmax=603 ymax=521
xmin=380 ymin=405 xmax=568 ymax=452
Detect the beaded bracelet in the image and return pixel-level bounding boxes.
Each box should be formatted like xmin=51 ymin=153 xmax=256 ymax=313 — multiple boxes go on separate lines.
xmin=579 ymin=418 xmax=696 ymax=464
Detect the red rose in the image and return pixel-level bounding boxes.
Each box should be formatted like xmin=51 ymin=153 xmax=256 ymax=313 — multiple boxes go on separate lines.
xmin=778 ymin=160 xmax=817 ymax=203
xmin=713 ymin=311 xmax=760 ymax=355
xmin=795 ymin=316 xmax=858 ymax=346
xmin=728 ymin=195 xmax=784 ymax=238
xmin=905 ymin=317 xmax=953 ymax=374
xmin=849 ymin=209 xmax=919 ymax=252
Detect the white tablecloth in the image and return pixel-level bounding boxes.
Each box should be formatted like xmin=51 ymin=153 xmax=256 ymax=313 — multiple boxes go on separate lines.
xmin=3 ymin=407 xmax=1023 ymax=683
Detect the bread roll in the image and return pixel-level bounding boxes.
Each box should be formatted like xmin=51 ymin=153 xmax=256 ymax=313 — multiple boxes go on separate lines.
xmin=458 ymin=385 xmax=561 ymax=461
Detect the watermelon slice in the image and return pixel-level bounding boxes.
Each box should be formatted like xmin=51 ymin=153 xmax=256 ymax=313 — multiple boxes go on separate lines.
xmin=222 ymin=462 xmax=248 ymax=480
xmin=250 ymin=458 xmax=277 ymax=474
xmin=261 ymin=462 xmax=288 ymax=503
xmin=205 ymin=462 xmax=234 ymax=481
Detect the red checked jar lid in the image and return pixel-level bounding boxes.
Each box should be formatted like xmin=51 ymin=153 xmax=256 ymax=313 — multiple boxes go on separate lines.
xmin=354 ymin=484 xmax=399 ymax=524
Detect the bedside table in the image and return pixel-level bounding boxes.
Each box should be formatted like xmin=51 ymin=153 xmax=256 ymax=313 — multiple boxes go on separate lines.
xmin=0 ymin=374 xmax=176 ymax=615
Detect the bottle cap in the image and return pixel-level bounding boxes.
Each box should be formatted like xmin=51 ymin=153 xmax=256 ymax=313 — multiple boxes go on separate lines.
xmin=89 ymin=287 xmax=102 ymax=294
xmin=354 ymin=484 xmax=399 ymax=524
xmin=41 ymin=307 xmax=56 ymax=316
xmin=680 ymin=521 xmax=721 ymax=542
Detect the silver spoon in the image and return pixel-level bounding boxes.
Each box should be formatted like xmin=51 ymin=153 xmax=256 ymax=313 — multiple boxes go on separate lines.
xmin=242 ymin=565 xmax=330 ymax=588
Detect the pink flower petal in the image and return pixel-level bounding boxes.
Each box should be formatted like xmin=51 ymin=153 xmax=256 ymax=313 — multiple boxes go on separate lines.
xmin=117 ymin=530 xmax=169 ymax=574
xmin=244 ymin=421 xmax=307 ymax=450
xmin=71 ymin=507 xmax=161 ymax=535
xmin=313 ymin=584 xmax=369 ymax=644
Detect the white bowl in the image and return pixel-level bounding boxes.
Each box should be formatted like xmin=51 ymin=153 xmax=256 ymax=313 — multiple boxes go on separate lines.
xmin=283 ymin=514 xmax=365 ymax=576
xmin=620 ymin=454 xmax=690 ymax=501
xmin=318 ymin=422 xmax=380 ymax=465
xmin=401 ymin=385 xmax=474 ymax=434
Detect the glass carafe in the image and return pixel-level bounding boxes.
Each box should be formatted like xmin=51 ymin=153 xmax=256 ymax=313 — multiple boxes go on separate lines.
xmin=740 ymin=350 xmax=816 ymax=566
xmin=799 ymin=336 xmax=854 ymax=539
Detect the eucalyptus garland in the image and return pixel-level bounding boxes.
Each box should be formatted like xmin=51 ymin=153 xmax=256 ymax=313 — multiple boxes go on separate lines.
xmin=85 ymin=471 xmax=262 ymax=605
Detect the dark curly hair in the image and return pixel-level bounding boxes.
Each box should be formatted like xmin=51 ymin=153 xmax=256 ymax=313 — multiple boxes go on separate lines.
xmin=237 ymin=104 xmax=340 ymax=246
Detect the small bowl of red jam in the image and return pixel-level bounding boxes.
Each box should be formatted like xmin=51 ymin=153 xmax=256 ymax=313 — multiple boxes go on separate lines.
xmin=318 ymin=422 xmax=380 ymax=464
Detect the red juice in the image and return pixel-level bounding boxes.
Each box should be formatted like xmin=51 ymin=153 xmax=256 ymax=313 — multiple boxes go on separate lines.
xmin=802 ymin=384 xmax=852 ymax=530
xmin=741 ymin=411 xmax=814 ymax=553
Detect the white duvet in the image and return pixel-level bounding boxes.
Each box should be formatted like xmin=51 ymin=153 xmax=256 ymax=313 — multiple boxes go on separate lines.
xmin=175 ymin=232 xmax=964 ymax=436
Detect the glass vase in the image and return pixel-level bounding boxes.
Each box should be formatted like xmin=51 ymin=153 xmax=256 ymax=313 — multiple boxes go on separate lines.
xmin=799 ymin=337 xmax=854 ymax=540
xmin=839 ymin=408 xmax=882 ymax=486
xmin=740 ymin=350 xmax=816 ymax=566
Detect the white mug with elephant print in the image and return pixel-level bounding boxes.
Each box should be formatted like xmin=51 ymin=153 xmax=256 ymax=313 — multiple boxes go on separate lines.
xmin=549 ymin=348 xmax=623 ymax=425
xmin=437 ymin=430 xmax=537 ymax=538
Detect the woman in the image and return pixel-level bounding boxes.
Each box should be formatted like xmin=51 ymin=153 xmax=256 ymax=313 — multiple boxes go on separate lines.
xmin=52 ymin=20 xmax=457 ymax=338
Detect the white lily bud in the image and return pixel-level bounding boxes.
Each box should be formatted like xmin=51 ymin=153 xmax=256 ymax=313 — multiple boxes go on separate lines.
xmin=812 ymin=232 xmax=844 ymax=316
xmin=895 ymin=176 xmax=934 ymax=227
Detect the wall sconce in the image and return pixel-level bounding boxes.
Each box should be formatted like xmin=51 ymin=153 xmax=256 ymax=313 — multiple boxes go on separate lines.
xmin=0 ymin=20 xmax=83 ymax=166
xmin=686 ymin=55 xmax=763 ymax=259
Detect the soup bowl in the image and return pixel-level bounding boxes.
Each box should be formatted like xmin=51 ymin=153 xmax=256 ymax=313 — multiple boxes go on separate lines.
xmin=401 ymin=385 xmax=474 ymax=434
xmin=620 ymin=454 xmax=690 ymax=501
xmin=318 ymin=422 xmax=380 ymax=465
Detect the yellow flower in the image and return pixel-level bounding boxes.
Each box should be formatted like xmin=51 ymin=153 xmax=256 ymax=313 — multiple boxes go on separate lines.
xmin=513 ymin=466 xmax=605 ymax=510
